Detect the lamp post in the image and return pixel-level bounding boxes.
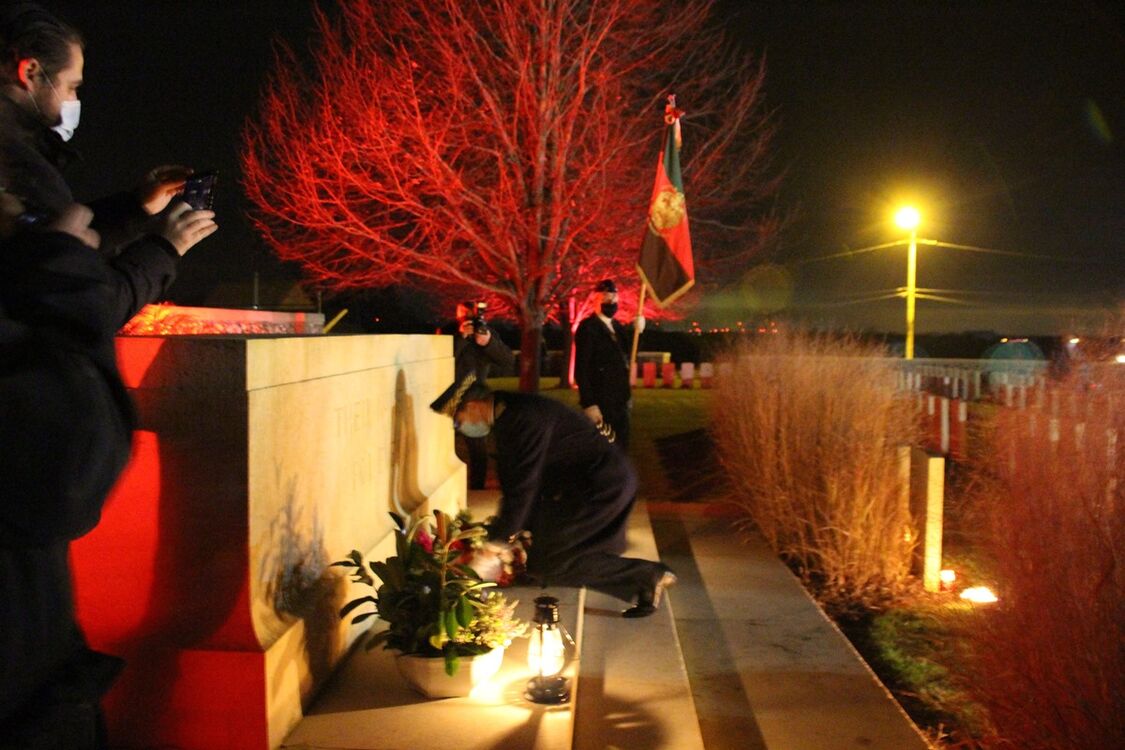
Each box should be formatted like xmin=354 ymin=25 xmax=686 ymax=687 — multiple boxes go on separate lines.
xmin=894 ymin=206 xmax=921 ymax=359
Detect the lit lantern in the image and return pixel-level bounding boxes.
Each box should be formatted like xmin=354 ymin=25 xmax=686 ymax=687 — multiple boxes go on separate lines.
xmin=939 ymin=569 xmax=957 ymax=591
xmin=525 ymin=596 xmax=574 ymax=704
xmin=960 ymin=586 xmax=998 ymax=604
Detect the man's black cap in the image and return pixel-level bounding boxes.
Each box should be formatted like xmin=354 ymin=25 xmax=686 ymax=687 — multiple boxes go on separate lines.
xmin=430 ymin=373 xmax=491 ymax=416
xmin=595 ymin=279 xmax=616 ymax=293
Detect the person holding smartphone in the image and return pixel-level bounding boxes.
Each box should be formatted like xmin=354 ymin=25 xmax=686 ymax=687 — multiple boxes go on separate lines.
xmin=0 ymin=3 xmax=216 ymax=275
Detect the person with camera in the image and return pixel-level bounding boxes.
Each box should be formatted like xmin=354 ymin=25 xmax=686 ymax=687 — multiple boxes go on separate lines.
xmin=430 ymin=374 xmax=676 ymax=618
xmin=574 ymin=278 xmax=634 ymax=449
xmin=438 ymin=300 xmax=515 ymax=489
xmin=0 ymin=3 xmax=216 ymax=265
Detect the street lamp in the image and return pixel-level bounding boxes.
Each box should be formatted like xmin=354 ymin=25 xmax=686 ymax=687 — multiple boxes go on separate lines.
xmin=894 ymin=206 xmax=921 ymax=359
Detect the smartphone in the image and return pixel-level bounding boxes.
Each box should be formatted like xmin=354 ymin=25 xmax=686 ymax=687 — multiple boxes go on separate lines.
xmin=179 ymin=171 xmax=217 ymax=211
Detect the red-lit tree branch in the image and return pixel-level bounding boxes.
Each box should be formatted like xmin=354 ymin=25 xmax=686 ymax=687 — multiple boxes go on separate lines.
xmin=242 ymin=0 xmax=781 ymax=390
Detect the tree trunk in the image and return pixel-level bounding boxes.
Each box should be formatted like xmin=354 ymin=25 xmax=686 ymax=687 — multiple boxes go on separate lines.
xmin=518 ymin=322 xmax=542 ymax=393
xmin=557 ymin=297 xmax=573 ymax=388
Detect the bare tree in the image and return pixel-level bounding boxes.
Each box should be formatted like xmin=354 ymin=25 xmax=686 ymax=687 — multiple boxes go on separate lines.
xmin=242 ymin=0 xmax=781 ymax=391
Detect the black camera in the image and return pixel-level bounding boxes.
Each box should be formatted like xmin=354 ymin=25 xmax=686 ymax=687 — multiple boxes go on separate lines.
xmin=470 ymin=301 xmax=488 ymax=333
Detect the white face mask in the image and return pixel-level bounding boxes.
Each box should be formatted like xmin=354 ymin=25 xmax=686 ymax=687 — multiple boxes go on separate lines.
xmin=52 ymin=97 xmax=81 ymax=142
xmin=42 ymin=76 xmax=80 ymax=141
xmin=457 ymin=421 xmax=491 ymax=439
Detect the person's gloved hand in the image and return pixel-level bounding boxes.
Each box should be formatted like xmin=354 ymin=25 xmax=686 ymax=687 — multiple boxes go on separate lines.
xmin=468 ymin=540 xmax=513 ymax=582
xmin=157 ymin=202 xmax=218 ymax=256
xmin=583 ymin=404 xmax=604 ymax=425
xmin=137 ymin=165 xmax=193 ymax=215
xmin=634 ymin=315 xmax=646 ymax=333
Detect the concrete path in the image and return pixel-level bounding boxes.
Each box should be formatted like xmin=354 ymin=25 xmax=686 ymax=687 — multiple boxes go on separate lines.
xmin=650 ymin=503 xmax=932 ymax=750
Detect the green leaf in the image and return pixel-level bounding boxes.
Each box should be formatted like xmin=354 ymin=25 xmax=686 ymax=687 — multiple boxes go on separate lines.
xmin=444 ymin=650 xmax=460 ymax=677
xmin=395 ymin=528 xmax=409 ymax=561
xmin=452 ymin=527 xmax=487 ymax=543
xmin=452 ymin=563 xmax=482 ymax=580
xmin=388 ymin=512 xmax=406 ymax=530
xmin=444 ymin=608 xmax=459 ymax=641
xmin=456 ymin=596 xmax=473 ymax=628
xmin=369 ymin=560 xmax=393 ymax=586
xmin=339 ymin=596 xmax=376 ymax=619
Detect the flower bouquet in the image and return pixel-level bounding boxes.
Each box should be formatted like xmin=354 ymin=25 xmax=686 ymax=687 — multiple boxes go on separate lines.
xmin=333 ymin=510 xmax=526 ymax=680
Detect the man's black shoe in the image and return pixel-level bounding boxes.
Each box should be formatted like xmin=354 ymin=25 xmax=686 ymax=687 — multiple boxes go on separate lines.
xmin=622 ymin=567 xmax=677 ymax=618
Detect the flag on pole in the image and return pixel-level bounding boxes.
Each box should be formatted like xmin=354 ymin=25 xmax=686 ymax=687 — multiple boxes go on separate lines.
xmin=637 ymin=94 xmax=694 ymax=307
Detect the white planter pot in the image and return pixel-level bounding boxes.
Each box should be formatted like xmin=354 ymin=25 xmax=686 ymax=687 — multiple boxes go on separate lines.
xmin=394 ymin=647 xmax=506 ymax=698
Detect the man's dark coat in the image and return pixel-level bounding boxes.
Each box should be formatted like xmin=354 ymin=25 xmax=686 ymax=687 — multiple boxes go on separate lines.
xmin=574 ymin=313 xmax=632 ymax=448
xmin=488 ymin=392 xmax=661 ymax=603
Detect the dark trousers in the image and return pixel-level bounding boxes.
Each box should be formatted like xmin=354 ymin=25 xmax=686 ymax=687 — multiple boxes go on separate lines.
xmin=600 ymin=401 xmax=630 ymax=451
xmin=524 ymin=463 xmax=660 ymax=603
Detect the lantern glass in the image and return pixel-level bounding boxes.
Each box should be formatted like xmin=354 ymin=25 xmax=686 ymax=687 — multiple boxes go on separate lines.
xmin=525 ymin=596 xmax=574 ymax=704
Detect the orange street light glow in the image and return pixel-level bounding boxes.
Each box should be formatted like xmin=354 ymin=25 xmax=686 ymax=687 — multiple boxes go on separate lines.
xmin=960 ymin=586 xmax=998 ymax=604
xmin=894 ymin=205 xmax=921 ymax=230
xmin=940 ymin=569 xmax=957 ymax=586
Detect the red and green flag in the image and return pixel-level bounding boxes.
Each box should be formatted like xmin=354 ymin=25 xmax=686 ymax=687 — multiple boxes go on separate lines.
xmin=637 ymin=95 xmax=694 ymax=307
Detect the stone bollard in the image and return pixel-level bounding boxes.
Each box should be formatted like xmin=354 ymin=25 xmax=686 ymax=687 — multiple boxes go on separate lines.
xmin=950 ymin=400 xmax=968 ymax=461
xmin=911 ymin=448 xmax=946 ymax=593
xmin=940 ymin=397 xmax=951 ymax=455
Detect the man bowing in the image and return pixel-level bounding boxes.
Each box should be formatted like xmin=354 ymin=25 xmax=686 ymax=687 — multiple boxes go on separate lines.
xmin=430 ymin=375 xmax=675 ymax=618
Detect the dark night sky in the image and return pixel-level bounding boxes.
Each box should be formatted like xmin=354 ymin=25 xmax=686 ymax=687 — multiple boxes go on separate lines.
xmin=46 ymin=0 xmax=1124 ymax=336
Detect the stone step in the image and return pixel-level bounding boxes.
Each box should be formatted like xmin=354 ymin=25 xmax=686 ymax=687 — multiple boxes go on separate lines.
xmin=573 ymin=501 xmax=706 ymax=750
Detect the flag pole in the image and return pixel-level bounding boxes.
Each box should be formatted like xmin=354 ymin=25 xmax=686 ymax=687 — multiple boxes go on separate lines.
xmin=629 ymin=282 xmax=647 ymax=374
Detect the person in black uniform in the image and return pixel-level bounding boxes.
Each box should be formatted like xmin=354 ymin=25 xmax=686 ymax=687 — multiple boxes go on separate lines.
xmin=438 ymin=301 xmax=514 ymax=488
xmin=574 ymin=279 xmax=632 ymax=449
xmin=430 ymin=375 xmax=676 ymax=618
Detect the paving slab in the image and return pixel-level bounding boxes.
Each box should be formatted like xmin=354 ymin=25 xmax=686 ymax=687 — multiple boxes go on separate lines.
xmin=650 ymin=509 xmax=933 ymax=750
xmin=574 ymin=501 xmax=706 ymax=750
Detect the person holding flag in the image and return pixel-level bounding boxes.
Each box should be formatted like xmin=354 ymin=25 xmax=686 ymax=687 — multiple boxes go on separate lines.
xmin=574 ymin=278 xmax=632 ymax=450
